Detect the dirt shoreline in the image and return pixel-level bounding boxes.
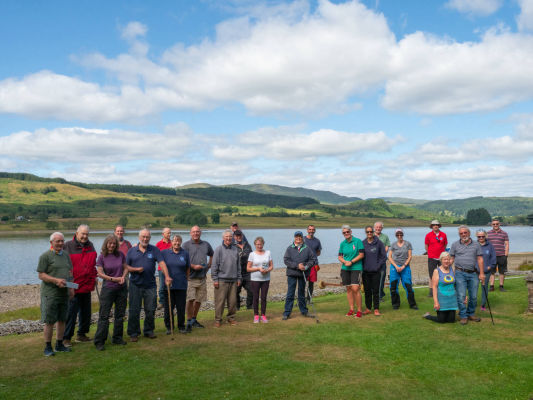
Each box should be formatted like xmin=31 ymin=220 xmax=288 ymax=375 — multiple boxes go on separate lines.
xmin=1 ymin=253 xmax=531 ymax=314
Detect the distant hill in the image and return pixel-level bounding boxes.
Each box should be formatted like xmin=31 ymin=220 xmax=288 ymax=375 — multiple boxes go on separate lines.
xmin=379 ymin=197 xmax=430 ymax=206
xmin=177 ymin=187 xmax=319 ymax=208
xmin=225 ymin=183 xmax=360 ymax=204
xmin=418 ymin=196 xmax=533 ymax=217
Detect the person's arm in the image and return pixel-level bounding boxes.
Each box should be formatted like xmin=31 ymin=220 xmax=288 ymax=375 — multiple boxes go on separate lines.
xmin=489 ymin=246 xmax=497 ymax=269
xmin=38 ymin=272 xmax=66 ymax=288
xmin=377 ymin=241 xmax=386 ymax=266
xmin=305 ymin=250 xmax=317 ymax=269
xmin=504 ymin=240 xmax=509 ymax=257
xmin=477 ymin=255 xmax=485 ymax=284
xmin=246 ymin=260 xmax=257 ymax=273
xmin=338 ymin=254 xmax=350 ymax=267
xmin=159 ymin=260 xmax=172 ymax=286
xmin=211 ymin=248 xmax=220 ymax=287
xmin=387 ymin=250 xmax=395 ymax=267
xmin=284 ymin=248 xmax=298 ymax=269
xmin=431 ymin=269 xmax=440 ymax=310
xmin=352 ymin=250 xmax=364 ymax=264
xmin=404 ymin=249 xmax=412 ymax=269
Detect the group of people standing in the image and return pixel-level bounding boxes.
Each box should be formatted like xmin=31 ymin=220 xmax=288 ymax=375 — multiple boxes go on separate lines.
xmin=37 ymin=218 xmax=510 ymax=356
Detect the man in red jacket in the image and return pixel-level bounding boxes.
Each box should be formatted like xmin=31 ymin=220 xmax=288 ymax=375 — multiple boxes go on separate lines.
xmin=63 ymin=224 xmax=97 ymax=346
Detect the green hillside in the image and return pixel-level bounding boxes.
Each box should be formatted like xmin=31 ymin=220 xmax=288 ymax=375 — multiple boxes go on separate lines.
xmin=225 ymin=183 xmax=360 ymax=204
xmin=379 ymin=197 xmax=430 ymax=206
xmin=418 ymin=196 xmax=533 ymax=217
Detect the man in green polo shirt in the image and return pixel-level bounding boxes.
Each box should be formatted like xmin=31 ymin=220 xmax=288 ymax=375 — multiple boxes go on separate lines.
xmin=37 ymin=232 xmax=75 ymax=356
xmin=338 ymin=225 xmax=365 ymax=318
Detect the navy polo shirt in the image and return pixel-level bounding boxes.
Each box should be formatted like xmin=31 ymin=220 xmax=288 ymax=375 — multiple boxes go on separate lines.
xmin=161 ymin=248 xmax=190 ymax=290
xmin=126 ymin=244 xmax=163 ymax=288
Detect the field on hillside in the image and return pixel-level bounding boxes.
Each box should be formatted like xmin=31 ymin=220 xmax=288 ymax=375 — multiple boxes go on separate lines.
xmin=0 ymin=278 xmax=531 ymax=399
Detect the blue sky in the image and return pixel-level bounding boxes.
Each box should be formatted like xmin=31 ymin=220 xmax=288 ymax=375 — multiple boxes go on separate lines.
xmin=1 ymin=0 xmax=533 ymax=199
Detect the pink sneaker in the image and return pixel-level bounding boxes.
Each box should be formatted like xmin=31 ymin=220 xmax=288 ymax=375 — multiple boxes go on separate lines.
xmin=481 ymin=306 xmax=486 ymax=312
xmin=261 ymin=315 xmax=268 ymax=323
xmin=355 ymin=311 xmax=362 ymax=318
xmin=253 ymin=315 xmax=260 ymax=323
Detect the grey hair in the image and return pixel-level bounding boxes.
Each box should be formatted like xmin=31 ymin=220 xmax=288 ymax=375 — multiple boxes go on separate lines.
xmin=139 ymin=228 xmax=151 ymax=237
xmin=341 ymin=224 xmax=351 ymax=231
xmin=171 ymin=234 xmax=183 ymax=242
xmin=439 ymin=251 xmax=451 ymax=261
xmin=476 ymin=229 xmax=487 ymax=238
xmin=374 ymin=221 xmax=384 ymax=228
xmin=458 ymin=225 xmax=470 ymax=233
xmin=77 ymin=224 xmax=90 ymax=233
xmin=49 ymin=232 xmax=64 ymax=241
xmin=222 ymin=229 xmax=233 ymax=238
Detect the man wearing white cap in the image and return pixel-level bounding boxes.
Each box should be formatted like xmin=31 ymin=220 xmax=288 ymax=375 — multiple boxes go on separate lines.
xmin=424 ymin=220 xmax=447 ymax=297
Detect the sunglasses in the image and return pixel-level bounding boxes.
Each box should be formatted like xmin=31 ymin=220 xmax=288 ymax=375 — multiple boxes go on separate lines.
xmin=477 ymin=236 xmax=485 ymax=238
xmin=365 ymin=231 xmax=373 ymax=234
xmin=342 ymin=231 xmax=351 ymax=234
xmin=396 ymin=234 xmax=403 ymax=236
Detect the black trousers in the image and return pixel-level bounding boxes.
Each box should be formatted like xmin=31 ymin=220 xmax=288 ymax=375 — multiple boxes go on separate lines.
xmin=363 ymin=271 xmax=381 ymax=310
xmin=237 ymin=279 xmax=253 ymax=309
xmin=94 ymin=285 xmax=127 ymax=345
xmin=65 ymin=292 xmax=92 ymax=340
xmin=251 ymin=280 xmax=270 ymax=315
xmin=390 ymin=280 xmax=416 ymax=309
xmin=424 ymin=310 xmax=456 ymax=323
xmin=163 ymin=288 xmax=187 ymax=330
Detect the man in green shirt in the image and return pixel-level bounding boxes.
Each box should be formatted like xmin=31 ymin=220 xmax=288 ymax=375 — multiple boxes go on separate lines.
xmin=37 ymin=232 xmax=75 ymax=356
xmin=338 ymin=225 xmax=365 ymax=318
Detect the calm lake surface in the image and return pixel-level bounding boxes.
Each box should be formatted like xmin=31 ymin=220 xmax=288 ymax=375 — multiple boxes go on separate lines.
xmin=2 ymin=226 xmax=532 ymax=286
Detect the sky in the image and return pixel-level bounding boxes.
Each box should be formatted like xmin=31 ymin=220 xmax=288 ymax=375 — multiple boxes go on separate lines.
xmin=1 ymin=0 xmax=533 ymax=200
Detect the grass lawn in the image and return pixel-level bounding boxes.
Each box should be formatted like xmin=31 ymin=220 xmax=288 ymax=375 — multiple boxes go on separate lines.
xmin=0 ymin=278 xmax=532 ymax=399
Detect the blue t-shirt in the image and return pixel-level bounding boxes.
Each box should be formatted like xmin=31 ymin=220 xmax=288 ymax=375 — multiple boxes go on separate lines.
xmin=304 ymin=236 xmax=322 ymax=262
xmin=161 ymin=248 xmax=190 ymax=290
xmin=126 ymin=244 xmax=163 ymax=288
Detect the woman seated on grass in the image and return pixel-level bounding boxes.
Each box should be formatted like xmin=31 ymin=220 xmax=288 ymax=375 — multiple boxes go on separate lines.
xmin=247 ymin=237 xmax=273 ymax=323
xmin=423 ymin=252 xmax=458 ymax=323
xmin=388 ymin=228 xmax=418 ymax=310
xmin=94 ymin=234 xmax=129 ymax=350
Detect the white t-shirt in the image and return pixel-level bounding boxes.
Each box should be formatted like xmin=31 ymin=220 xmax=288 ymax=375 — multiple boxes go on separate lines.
xmin=248 ymin=250 xmax=272 ymax=281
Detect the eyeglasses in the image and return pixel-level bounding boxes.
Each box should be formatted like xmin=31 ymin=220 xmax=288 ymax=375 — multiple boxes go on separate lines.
xmin=396 ymin=234 xmax=403 ymax=237
xmin=492 ymin=223 xmax=500 ymax=226
xmin=477 ymin=236 xmax=485 ymax=238
xmin=342 ymin=231 xmax=351 ymax=235
xmin=365 ymin=231 xmax=373 ymax=234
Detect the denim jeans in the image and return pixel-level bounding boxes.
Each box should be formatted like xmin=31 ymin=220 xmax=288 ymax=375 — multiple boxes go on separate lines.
xmin=455 ymin=269 xmax=479 ymax=319
xmin=480 ymin=269 xmax=492 ymax=307
xmin=283 ymin=275 xmax=308 ymax=317
xmin=64 ymin=292 xmax=92 ymax=340
xmin=94 ymin=285 xmax=128 ymax=345
xmin=127 ymin=283 xmax=156 ymax=337
xmin=158 ymin=270 xmax=165 ymax=305
xmin=389 ymin=265 xmax=416 ymax=308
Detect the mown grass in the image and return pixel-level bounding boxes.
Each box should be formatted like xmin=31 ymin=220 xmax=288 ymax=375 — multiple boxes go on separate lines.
xmin=0 ymin=279 xmax=531 ymax=399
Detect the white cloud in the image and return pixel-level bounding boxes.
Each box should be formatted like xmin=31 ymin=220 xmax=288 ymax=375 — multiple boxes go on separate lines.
xmin=383 ymin=28 xmax=533 ymax=114
xmin=120 ymin=21 xmax=148 ymax=41
xmin=445 ymin=0 xmax=502 ymax=17
xmin=211 ymin=127 xmax=400 ymax=160
xmin=0 ymin=125 xmax=193 ymax=162
xmin=517 ymin=0 xmax=533 ymax=31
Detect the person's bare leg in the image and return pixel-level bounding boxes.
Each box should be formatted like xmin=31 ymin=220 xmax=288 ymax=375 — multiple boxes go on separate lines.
xmin=499 ymin=273 xmax=505 ymax=286
xmin=346 ymin=286 xmax=355 ymax=311
xmin=354 ymin=285 xmax=362 ymax=312
xmin=56 ymin=321 xmax=65 ymax=340
xmin=193 ymin=301 xmax=201 ymax=318
xmin=44 ymin=323 xmax=53 ymax=342
xmin=186 ymin=300 xmax=194 ymax=320
xmin=489 ymin=274 xmax=495 ymax=286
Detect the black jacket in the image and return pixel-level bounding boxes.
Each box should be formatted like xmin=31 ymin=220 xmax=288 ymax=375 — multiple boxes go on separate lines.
xmin=235 ymin=241 xmax=252 ymax=280
xmin=362 ymin=237 xmax=386 ymax=272
xmin=283 ymin=243 xmax=317 ymax=278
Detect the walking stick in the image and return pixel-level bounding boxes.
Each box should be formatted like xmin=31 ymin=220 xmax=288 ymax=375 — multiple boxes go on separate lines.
xmin=166 ymin=283 xmax=174 ymax=339
xmin=95 ymin=278 xmax=101 ymax=301
xmin=302 ymin=270 xmax=320 ymax=324
xmin=482 ymin=284 xmax=495 ymax=325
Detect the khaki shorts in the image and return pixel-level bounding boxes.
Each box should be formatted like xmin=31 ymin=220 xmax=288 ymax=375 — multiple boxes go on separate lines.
xmin=187 ymin=278 xmax=207 ymax=303
xmin=40 ymin=295 xmax=68 ymax=324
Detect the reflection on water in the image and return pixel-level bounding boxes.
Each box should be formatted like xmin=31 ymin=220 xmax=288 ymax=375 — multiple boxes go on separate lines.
xmin=1 ymin=226 xmax=532 ymax=286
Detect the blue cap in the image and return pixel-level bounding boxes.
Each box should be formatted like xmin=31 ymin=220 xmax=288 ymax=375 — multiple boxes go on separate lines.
xmin=294 ymin=231 xmax=303 ymax=237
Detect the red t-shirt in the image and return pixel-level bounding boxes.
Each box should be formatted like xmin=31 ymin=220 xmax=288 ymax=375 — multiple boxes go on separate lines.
xmin=424 ymin=231 xmax=448 ymax=259
xmin=156 ymin=240 xmax=172 ymax=270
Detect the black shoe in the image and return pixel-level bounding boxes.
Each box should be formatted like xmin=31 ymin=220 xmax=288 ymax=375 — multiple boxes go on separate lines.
xmin=44 ymin=347 xmax=55 ymax=357
xmin=144 ymin=333 xmax=157 ymax=339
xmin=392 ymin=306 xmax=399 ymax=310
xmin=489 ymin=285 xmax=495 ymax=292
xmin=499 ymin=286 xmax=506 ymax=292
xmin=55 ymin=343 xmax=72 ymax=352
xmin=112 ymin=339 xmax=127 ymax=345
xmin=410 ymin=305 xmax=419 ymax=310
xmin=95 ymin=343 xmax=105 ymax=351
xmin=185 ymin=325 xmax=192 ymax=333
xmin=179 ymin=328 xmax=188 ymax=334
xmin=282 ymin=315 xmax=289 ymax=320
xmin=302 ymin=313 xmax=315 ymax=318
xmin=76 ymin=334 xmax=91 ymax=343
xmin=192 ymin=320 xmax=205 ymax=328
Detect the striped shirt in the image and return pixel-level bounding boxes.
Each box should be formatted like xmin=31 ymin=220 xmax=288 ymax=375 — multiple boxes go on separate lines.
xmin=487 ymin=229 xmax=509 ymax=256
